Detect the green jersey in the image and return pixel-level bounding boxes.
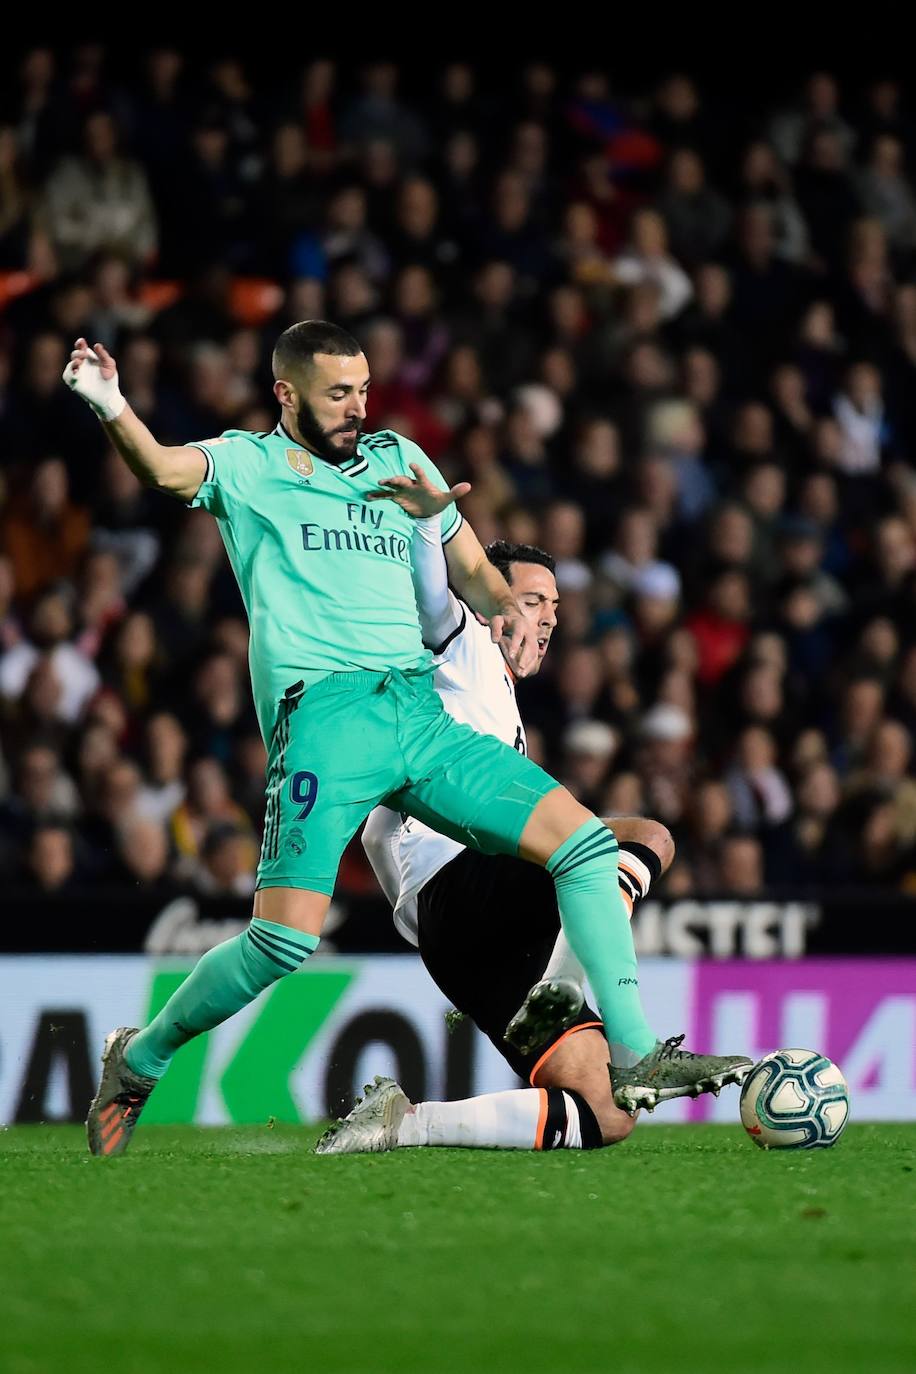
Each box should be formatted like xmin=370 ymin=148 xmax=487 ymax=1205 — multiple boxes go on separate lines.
xmin=188 ymin=424 xmax=463 ymax=742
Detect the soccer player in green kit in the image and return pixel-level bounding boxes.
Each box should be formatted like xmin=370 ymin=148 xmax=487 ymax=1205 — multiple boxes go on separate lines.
xmin=63 ymin=322 xmax=748 ymax=1156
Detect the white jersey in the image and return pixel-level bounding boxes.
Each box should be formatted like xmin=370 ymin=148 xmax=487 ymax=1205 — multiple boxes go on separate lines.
xmin=364 ymin=596 xmax=526 ymax=946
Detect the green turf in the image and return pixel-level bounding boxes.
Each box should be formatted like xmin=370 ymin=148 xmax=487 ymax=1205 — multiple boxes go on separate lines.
xmin=0 ymin=1123 xmax=913 ymax=1374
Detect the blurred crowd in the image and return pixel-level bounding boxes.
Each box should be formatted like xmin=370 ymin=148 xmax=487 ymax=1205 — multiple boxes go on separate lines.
xmin=2 ymin=48 xmax=916 ymax=908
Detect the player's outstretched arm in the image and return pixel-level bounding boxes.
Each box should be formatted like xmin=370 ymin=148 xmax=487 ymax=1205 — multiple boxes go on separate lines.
xmin=444 ymin=523 xmax=538 ymax=677
xmin=411 ymin=513 xmax=463 ymax=649
xmin=63 ymin=338 xmax=207 ymax=503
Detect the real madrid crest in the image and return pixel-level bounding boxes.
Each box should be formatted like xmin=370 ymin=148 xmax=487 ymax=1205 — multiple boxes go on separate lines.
xmin=287 ymin=449 xmax=314 ymax=478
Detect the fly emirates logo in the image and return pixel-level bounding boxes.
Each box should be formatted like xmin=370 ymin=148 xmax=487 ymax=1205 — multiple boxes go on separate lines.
xmin=300 ymin=502 xmax=411 ymax=566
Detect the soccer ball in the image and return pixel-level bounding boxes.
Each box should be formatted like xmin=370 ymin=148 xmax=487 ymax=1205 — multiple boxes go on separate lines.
xmin=739 ymin=1048 xmax=849 ymax=1149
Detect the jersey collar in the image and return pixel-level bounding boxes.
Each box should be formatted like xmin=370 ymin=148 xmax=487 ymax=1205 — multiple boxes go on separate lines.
xmin=274 ymin=421 xmax=369 ymax=477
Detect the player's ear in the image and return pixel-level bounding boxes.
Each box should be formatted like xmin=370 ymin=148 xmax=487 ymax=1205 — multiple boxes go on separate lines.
xmin=273 ymin=378 xmax=295 ymax=410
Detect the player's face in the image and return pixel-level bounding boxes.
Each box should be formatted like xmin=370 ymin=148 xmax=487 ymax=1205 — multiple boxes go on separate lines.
xmin=508 ymin=562 xmax=559 ymax=673
xmin=290 ymin=352 xmax=371 ymax=463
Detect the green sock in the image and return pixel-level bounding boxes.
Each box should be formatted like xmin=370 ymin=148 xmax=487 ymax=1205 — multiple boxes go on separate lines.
xmin=547 ymin=820 xmax=656 ymax=1067
xmin=125 ymin=918 xmax=320 ymax=1079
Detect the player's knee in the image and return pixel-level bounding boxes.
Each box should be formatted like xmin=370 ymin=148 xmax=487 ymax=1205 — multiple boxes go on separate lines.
xmin=641 ymin=820 xmax=675 ymax=874
xmin=518 ymin=787 xmax=595 ymax=865
xmin=610 ymin=818 xmax=675 ymax=873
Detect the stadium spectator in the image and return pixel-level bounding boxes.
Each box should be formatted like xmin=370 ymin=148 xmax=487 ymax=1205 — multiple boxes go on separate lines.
xmin=717 ymin=832 xmax=766 ymax=893
xmin=0 ymin=744 xmax=80 ymax=872
xmin=561 ymin=719 xmax=619 ymax=810
xmin=726 ymin=726 xmax=794 ymax=831
xmin=856 ymin=136 xmax=916 ymax=256
xmin=612 ymin=209 xmax=693 ymax=320
xmin=1 ymin=457 xmax=90 ymax=601
xmin=655 ymin=148 xmax=732 ymax=268
xmin=76 ymin=551 xmax=128 ymax=659
xmin=737 ymin=140 xmax=810 ymax=265
xmin=73 ymin=719 xmax=120 ymax=812
xmin=84 ymin=251 xmax=152 ymax=344
xmin=684 ymin=780 xmax=734 ymax=892
xmin=170 ymin=758 xmax=258 ymax=875
xmin=140 ymin=712 xmax=187 ymax=824
xmin=0 ymin=587 xmax=99 ymax=723
xmin=114 ymin=816 xmax=175 ymax=891
xmin=768 ymin=73 xmax=856 ymax=169
xmin=0 ymin=123 xmax=33 ymax=269
xmin=685 ymin=570 xmax=752 ymax=687
xmin=22 ymin=821 xmax=79 ymax=891
xmin=187 ymin=821 xmax=257 ymax=897
xmin=1 ymin=332 xmax=102 ymax=468
xmin=41 ymin=110 xmax=157 ymax=271
xmin=339 ymin=62 xmax=429 ymax=167
xmin=78 ymin=757 xmax=146 ymax=874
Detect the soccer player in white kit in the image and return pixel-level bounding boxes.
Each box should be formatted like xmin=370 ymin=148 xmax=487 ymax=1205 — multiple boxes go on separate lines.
xmin=319 ymin=518 xmax=695 ymax=1155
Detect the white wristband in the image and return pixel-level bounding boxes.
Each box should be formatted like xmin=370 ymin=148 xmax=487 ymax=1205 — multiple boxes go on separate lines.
xmin=87 ymin=389 xmax=127 ymax=423
xmin=62 ymin=349 xmax=127 ymax=423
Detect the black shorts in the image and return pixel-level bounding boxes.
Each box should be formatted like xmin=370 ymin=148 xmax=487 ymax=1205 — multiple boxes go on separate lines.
xmin=416 ymin=848 xmax=603 ymax=1082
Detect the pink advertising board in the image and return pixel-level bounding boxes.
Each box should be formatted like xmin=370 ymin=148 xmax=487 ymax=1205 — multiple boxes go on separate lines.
xmin=686 ymin=959 xmax=916 ymax=1122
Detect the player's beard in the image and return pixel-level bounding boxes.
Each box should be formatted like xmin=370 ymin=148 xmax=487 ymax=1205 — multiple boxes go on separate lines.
xmin=296 ymin=398 xmax=362 ymax=464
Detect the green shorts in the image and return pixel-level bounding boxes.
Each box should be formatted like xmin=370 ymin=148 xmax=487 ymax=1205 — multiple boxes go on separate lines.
xmin=256 ymin=667 xmax=559 ymax=894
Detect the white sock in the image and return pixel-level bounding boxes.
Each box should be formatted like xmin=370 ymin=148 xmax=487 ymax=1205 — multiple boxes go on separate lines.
xmin=396 ymin=1088 xmax=593 ymax=1150
xmin=616 ymin=847 xmax=652 ymax=919
xmin=541 ymin=845 xmax=654 ymax=985
xmin=541 ymin=932 xmax=586 ymax=984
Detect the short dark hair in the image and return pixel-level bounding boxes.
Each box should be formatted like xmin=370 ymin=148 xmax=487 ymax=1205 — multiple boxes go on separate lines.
xmin=271 ymin=320 xmax=363 ymax=379
xmin=485 ymin=540 xmax=556 ymax=584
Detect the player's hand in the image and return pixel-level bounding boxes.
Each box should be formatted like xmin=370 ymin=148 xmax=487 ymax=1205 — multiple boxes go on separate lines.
xmin=490 ymin=608 xmax=538 ymax=678
xmin=364 ymin=463 xmax=471 ymax=518
xmin=62 ymin=339 xmax=126 ymax=421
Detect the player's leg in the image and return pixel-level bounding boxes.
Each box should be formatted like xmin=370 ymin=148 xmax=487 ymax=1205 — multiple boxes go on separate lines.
xmin=610 ymin=816 xmax=675 ymax=917
xmin=532 ymin=1029 xmax=634 ymax=1146
xmin=398 ymin=705 xmax=750 ymax=1110
xmin=115 ymin=892 xmax=329 ymax=1074
xmin=388 ymin=684 xmax=647 ymax=1060
xmin=317 ymin=1074 xmax=606 ymax=1154
xmin=390 ymin=1025 xmax=625 ymax=1151
xmin=382 ymin=1028 xmax=634 ymax=1153
xmin=87 ymin=674 xmax=401 ymax=1156
xmin=317 ymin=853 xmax=612 ymax=1155
xmin=508 ymin=816 xmax=675 ymax=1051
xmin=330 ymin=1029 xmax=636 ymax=1155
xmin=398 ymin=725 xmax=658 ymax=1070
xmin=533 ymin=815 xmax=674 ymax=983
xmin=518 ymin=786 xmax=751 ymax=1108
xmin=511 ymin=785 xmax=656 ymax=1065
xmin=86 ymin=891 xmax=329 ymax=1157
xmin=122 ymin=684 xmax=345 ymax=1083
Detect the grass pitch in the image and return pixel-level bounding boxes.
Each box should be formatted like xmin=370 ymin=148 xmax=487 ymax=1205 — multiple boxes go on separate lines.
xmin=0 ymin=1122 xmax=913 ymax=1374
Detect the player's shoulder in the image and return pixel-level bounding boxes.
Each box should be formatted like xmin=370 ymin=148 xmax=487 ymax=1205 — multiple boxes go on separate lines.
xmin=198 ymin=427 xmax=273 ymax=455
xmin=361 ymin=427 xmax=404 ymax=451
xmin=361 ymin=429 xmax=426 ymax=473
